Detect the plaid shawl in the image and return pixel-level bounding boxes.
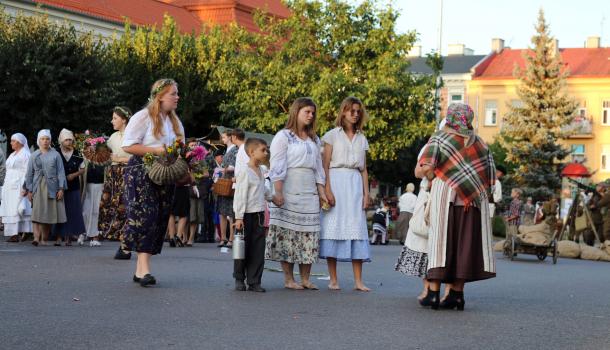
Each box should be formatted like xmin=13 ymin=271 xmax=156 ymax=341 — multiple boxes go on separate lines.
xmin=420 ymin=130 xmax=496 ymax=207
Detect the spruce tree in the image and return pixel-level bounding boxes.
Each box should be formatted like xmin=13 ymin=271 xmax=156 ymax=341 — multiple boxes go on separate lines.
xmin=499 ymin=9 xmax=577 ymax=201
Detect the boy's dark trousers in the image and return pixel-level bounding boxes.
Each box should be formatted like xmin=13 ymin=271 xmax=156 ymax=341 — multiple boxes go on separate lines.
xmin=233 ymin=212 xmax=265 ymax=286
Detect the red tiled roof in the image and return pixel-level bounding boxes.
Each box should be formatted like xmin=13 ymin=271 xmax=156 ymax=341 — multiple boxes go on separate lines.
xmin=35 ymin=0 xmax=204 ymax=33
xmin=33 ymin=0 xmax=290 ymax=34
xmin=474 ymin=48 xmax=610 ymax=79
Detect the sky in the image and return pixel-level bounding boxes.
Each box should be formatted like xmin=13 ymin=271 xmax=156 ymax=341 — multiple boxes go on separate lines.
xmin=356 ymin=0 xmax=609 ymax=55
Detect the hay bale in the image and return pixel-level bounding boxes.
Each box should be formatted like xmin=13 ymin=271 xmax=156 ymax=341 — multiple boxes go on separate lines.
xmin=493 ymin=240 xmax=505 ymax=252
xmin=601 ymin=240 xmax=610 ymax=256
xmin=518 ymin=222 xmax=550 ymax=235
xmin=517 ymin=232 xmax=551 ymax=245
xmin=580 ymin=245 xmax=610 ymax=261
xmin=557 ymin=240 xmax=580 ymax=258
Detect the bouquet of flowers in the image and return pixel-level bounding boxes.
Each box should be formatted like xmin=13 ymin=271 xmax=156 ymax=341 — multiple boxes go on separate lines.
xmin=79 ymin=130 xmax=112 ymax=166
xmin=143 ymin=139 xmax=189 ymax=185
xmin=186 ymin=145 xmax=209 ymax=183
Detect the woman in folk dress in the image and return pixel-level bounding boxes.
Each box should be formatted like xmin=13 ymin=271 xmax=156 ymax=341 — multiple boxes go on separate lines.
xmin=320 ymin=96 xmax=371 ymax=291
xmin=122 ymin=78 xmax=184 ymax=287
xmin=266 ymin=97 xmax=327 ymax=290
xmin=0 ymin=133 xmax=32 ymax=242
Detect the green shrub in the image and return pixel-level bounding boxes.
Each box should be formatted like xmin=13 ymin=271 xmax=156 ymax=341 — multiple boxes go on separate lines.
xmin=492 ymin=216 xmax=506 ymax=238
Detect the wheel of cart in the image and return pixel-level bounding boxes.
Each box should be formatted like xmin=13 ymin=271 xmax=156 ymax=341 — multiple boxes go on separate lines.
xmin=551 ymin=238 xmax=558 ymax=264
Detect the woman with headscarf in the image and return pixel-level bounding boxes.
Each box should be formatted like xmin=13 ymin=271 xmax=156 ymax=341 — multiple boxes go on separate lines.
xmin=51 ymin=128 xmax=86 ymax=246
xmin=98 ymin=106 xmax=133 ymax=258
xmin=122 ymin=78 xmax=184 ymax=287
xmin=0 ymin=133 xmax=33 ymax=242
xmin=416 ymin=103 xmax=496 ymax=311
xmin=25 ymin=130 xmax=67 ymax=246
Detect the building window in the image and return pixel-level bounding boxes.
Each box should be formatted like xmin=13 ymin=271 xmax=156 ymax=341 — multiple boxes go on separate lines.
xmin=484 ymin=100 xmax=497 ymax=126
xmin=602 ymin=145 xmax=610 ymax=172
xmin=571 ymin=144 xmax=585 ymax=163
xmin=578 ymin=108 xmax=586 ymax=119
xmin=451 ymin=94 xmax=462 ymax=102
xmin=603 ymin=101 xmax=610 ymax=126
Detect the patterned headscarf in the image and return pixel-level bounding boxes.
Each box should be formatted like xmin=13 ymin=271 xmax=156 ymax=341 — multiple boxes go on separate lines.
xmin=445 ymin=103 xmax=474 ymax=134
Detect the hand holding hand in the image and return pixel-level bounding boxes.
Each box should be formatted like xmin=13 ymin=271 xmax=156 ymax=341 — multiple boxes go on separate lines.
xmin=272 ymin=192 xmax=284 ymax=207
xmin=325 ymin=187 xmax=336 ymax=207
xmin=234 ymin=219 xmax=244 ymax=230
xmin=56 ymin=190 xmax=64 ymax=201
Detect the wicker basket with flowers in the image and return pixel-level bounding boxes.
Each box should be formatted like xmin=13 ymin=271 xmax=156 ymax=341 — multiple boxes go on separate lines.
xmin=76 ymin=130 xmax=112 ymax=166
xmin=143 ymin=139 xmax=189 ymax=186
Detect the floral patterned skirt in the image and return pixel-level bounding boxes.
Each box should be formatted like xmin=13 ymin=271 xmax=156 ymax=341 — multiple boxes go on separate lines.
xmin=395 ymin=246 xmax=428 ymax=278
xmin=265 ymin=224 xmax=319 ymax=264
xmin=123 ymin=157 xmax=174 ymax=255
xmin=98 ymin=164 xmax=127 ymax=240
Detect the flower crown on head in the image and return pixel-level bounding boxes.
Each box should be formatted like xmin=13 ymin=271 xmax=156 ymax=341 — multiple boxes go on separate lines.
xmin=115 ymin=106 xmax=131 ymax=119
xmin=149 ymin=79 xmax=175 ymax=102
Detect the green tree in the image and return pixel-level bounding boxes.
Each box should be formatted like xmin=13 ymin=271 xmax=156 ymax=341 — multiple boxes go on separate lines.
xmin=214 ymin=0 xmax=437 ymax=160
xmin=0 ymin=12 xmax=117 ymax=141
xmin=499 ymin=9 xmax=577 ymax=201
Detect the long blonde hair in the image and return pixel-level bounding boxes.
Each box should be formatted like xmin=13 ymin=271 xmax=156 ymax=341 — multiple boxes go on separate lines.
xmin=285 ymin=97 xmax=318 ymax=140
xmin=335 ymin=96 xmax=368 ymax=131
xmin=147 ymin=78 xmax=183 ymax=141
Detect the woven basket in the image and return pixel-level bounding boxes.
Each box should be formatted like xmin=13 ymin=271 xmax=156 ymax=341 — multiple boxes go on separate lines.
xmin=147 ymin=157 xmax=189 ymax=186
xmin=82 ymin=145 xmax=112 ymax=166
xmin=212 ymin=178 xmax=234 ymax=197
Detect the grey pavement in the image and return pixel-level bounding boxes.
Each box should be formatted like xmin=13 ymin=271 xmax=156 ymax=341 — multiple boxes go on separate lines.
xmin=0 ymin=240 xmax=609 ymax=350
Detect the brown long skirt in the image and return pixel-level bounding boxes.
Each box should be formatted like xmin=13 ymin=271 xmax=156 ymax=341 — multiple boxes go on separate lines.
xmin=427 ymin=204 xmax=496 ymax=283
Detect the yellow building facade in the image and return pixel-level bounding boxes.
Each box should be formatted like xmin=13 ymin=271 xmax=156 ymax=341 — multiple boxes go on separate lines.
xmin=466 ymin=44 xmax=610 ymax=184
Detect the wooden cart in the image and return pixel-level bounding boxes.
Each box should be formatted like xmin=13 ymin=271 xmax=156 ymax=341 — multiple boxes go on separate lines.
xmin=504 ymin=232 xmax=559 ymax=264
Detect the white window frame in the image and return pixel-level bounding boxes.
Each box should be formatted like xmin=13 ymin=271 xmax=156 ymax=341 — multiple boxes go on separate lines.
xmin=602 ymin=101 xmax=610 ymax=126
xmin=602 ymin=145 xmax=610 ymax=172
xmin=484 ymin=100 xmax=498 ymax=126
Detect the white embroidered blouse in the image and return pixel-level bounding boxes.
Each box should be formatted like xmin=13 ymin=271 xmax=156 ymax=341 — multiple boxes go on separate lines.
xmin=268 ymin=129 xmax=325 ymax=185
xmin=122 ymin=109 xmax=184 ymax=148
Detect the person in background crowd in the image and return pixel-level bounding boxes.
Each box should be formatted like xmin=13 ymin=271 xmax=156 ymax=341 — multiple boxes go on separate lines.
xmin=168 ymin=177 xmax=192 ymax=247
xmin=234 ymin=129 xmax=249 ymax=177
xmin=122 ymin=78 xmax=184 ymax=287
xmin=588 ymin=183 xmax=606 ymax=243
xmin=233 ymin=138 xmax=271 ymax=292
xmin=522 ymin=196 xmax=536 ymax=226
xmin=489 ymin=165 xmax=505 ymax=218
xmin=187 ymin=138 xmax=209 ymax=246
xmin=80 ymin=161 xmax=105 ymax=246
xmin=0 ymin=147 xmax=5 ymax=203
xmin=216 ymin=130 xmax=237 ymax=248
xmin=25 ymin=130 xmax=67 ymax=246
xmin=595 ymin=182 xmax=610 ymax=243
xmin=0 ymin=133 xmax=32 ymax=242
xmin=396 ymin=183 xmax=417 ymax=245
xmin=99 ymin=106 xmax=133 ymax=259
xmin=416 ymin=103 xmax=496 ymax=311
xmin=266 ymin=97 xmax=327 ymax=290
xmin=207 ymin=149 xmax=224 ymax=243
xmin=320 ymin=96 xmax=371 ymax=292
xmin=503 ymin=188 xmax=522 ymax=253
xmin=52 ymin=128 xmax=86 ymax=246
xmin=370 ymin=201 xmax=390 ymax=245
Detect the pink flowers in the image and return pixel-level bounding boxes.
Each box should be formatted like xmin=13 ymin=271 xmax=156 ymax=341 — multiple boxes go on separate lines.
xmin=190 ymin=145 xmax=208 ymax=162
xmin=85 ymin=136 xmax=106 ymax=146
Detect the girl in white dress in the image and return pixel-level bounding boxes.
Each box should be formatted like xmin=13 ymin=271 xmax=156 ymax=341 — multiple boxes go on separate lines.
xmin=0 ymin=133 xmax=32 ymax=241
xmin=320 ymin=96 xmax=371 ymax=291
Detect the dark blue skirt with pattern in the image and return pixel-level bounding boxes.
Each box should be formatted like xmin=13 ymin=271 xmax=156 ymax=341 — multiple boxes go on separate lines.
xmin=123 ymin=156 xmax=174 ymax=255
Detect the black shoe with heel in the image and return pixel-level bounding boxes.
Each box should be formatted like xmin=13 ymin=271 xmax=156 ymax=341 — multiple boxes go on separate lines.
xmin=419 ymin=288 xmax=440 ymax=310
xmin=439 ymin=289 xmax=465 ymax=311
xmin=139 ymin=274 xmax=156 ymax=287
xmin=133 ymin=275 xmax=156 ymax=285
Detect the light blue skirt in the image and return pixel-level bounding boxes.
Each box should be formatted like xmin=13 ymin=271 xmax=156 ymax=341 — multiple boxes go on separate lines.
xmin=319 ymin=239 xmax=371 ymax=262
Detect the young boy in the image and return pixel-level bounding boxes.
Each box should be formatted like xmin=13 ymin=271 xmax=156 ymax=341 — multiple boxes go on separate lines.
xmin=503 ymin=188 xmax=522 ymax=253
xmin=370 ymin=200 xmax=391 ymax=245
xmin=233 ymin=138 xmax=271 ymax=292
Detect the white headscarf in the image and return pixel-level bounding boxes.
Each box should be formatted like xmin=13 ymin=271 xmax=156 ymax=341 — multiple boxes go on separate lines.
xmin=58 ymin=128 xmax=74 ymax=144
xmin=37 ymin=129 xmax=52 ymax=148
xmin=11 ymin=133 xmax=30 ymax=155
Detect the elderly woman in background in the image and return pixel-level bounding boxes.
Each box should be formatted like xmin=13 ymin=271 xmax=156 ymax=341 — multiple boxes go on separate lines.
xmin=25 ymin=130 xmax=67 ymax=246
xmin=52 ymin=128 xmax=86 ymax=246
xmin=416 ymin=103 xmax=496 ymax=311
xmin=0 ymin=133 xmax=32 ymax=242
xmin=396 ymin=183 xmax=417 ymax=245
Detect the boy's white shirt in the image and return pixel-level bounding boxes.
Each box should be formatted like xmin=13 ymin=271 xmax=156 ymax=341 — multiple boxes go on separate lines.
xmin=233 ymin=164 xmax=271 ymax=220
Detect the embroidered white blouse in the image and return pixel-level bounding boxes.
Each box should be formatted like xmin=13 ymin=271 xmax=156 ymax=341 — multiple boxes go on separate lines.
xmin=121 ymin=109 xmax=184 ymax=148
xmin=233 ymin=166 xmax=271 ymax=220
xmin=321 ymin=127 xmax=368 ymax=171
xmin=268 ymin=129 xmax=325 ymax=185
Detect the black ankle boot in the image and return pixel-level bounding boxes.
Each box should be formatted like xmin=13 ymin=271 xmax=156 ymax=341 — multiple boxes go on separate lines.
xmin=439 ymin=289 xmax=465 ymax=311
xmin=419 ymin=288 xmax=440 ymax=309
